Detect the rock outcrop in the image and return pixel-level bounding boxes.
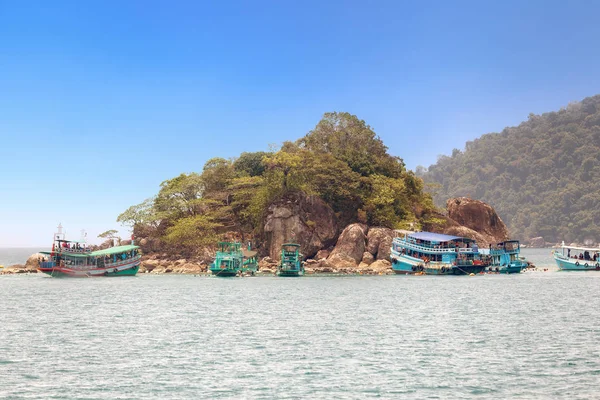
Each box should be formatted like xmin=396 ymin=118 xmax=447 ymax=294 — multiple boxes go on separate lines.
xmin=366 ymin=227 xmax=394 ymax=260
xmin=424 ymin=197 xmax=509 ymax=246
xmin=446 ymin=197 xmax=509 ymax=245
xmin=325 ymin=223 xmax=368 ymax=269
xmin=264 ymin=192 xmax=338 ymax=260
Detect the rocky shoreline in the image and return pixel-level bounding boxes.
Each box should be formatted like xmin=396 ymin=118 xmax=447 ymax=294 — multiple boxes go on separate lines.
xmin=1 ymin=197 xmax=521 ymax=277
xmin=0 ymin=253 xmax=395 ymax=276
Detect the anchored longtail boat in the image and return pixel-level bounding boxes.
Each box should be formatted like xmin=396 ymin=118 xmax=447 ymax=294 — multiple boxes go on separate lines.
xmin=553 ymin=242 xmax=600 ymax=271
xmin=485 ymin=240 xmax=527 ymax=273
xmin=390 ymin=231 xmax=488 ymax=275
xmin=37 ymin=224 xmax=141 ymax=277
xmin=277 ymin=243 xmax=304 ymax=277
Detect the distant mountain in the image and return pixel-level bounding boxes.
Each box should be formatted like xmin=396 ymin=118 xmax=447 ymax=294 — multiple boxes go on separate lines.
xmin=420 ymin=94 xmax=600 ymax=244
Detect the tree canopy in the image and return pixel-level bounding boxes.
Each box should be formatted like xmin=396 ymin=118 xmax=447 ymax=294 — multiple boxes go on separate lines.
xmin=119 ymin=112 xmax=436 ymax=256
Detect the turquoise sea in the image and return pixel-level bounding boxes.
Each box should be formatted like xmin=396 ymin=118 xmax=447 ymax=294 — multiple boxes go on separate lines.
xmin=1 ymin=249 xmax=599 ymax=399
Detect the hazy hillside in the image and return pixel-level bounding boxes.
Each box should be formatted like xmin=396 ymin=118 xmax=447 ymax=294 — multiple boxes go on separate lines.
xmin=420 ymin=95 xmax=600 ymax=244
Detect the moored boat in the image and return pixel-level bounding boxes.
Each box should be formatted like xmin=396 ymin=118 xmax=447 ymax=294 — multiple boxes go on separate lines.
xmin=277 ymin=243 xmax=304 ymax=277
xmin=485 ymin=240 xmax=527 ymax=274
xmin=553 ymin=242 xmax=600 ymax=271
xmin=390 ymin=231 xmax=488 ymax=275
xmin=38 ymin=224 xmax=141 ymax=277
xmin=209 ymin=242 xmax=244 ymax=277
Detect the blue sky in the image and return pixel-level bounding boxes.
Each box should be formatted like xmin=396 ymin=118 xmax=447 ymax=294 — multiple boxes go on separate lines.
xmin=1 ymin=0 xmax=600 ymax=246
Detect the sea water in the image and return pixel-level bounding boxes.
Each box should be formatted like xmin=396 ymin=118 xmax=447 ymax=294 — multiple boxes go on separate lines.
xmin=1 ymin=249 xmax=599 ymax=399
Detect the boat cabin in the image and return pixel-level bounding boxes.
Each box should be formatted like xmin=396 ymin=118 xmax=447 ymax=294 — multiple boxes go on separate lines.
xmin=40 ymin=244 xmax=141 ymax=271
xmin=392 ymin=231 xmax=480 ymax=265
xmin=213 ymin=242 xmax=243 ymax=270
xmin=280 ymin=243 xmax=302 ymax=271
xmin=555 ymin=242 xmax=600 ymax=262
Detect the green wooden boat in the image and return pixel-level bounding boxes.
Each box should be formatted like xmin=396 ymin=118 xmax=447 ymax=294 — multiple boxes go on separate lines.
xmin=209 ymin=242 xmax=243 ymax=277
xmin=277 ymin=243 xmax=304 ymax=277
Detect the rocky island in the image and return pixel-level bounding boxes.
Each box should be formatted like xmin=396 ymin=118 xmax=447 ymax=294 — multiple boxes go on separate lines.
xmin=3 ymin=113 xmax=511 ymax=275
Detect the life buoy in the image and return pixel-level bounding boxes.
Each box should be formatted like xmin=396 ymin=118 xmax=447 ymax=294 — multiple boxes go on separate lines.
xmin=585 ymin=263 xmax=589 ymax=268
xmin=441 ymin=266 xmax=446 ymax=273
xmin=411 ymin=266 xmax=416 ymax=271
xmin=596 ymin=263 xmax=600 ymax=268
xmin=575 ymin=261 xmax=580 ymax=266
xmin=104 ymin=271 xmax=109 ymax=276
xmin=419 ymin=265 xmax=424 ymax=272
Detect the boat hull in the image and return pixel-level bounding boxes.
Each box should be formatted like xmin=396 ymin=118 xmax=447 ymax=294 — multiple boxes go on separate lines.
xmin=425 ymin=264 xmax=486 ymax=275
xmin=210 ymin=268 xmax=239 ymax=277
xmin=390 ymin=257 xmax=417 ymax=274
xmin=39 ymin=264 xmax=139 ymax=277
xmin=391 ymin=255 xmax=486 ymax=275
xmin=554 ymin=254 xmax=600 ymax=271
xmin=277 ymin=269 xmax=304 ymax=277
xmin=486 ymin=264 xmax=524 ymax=274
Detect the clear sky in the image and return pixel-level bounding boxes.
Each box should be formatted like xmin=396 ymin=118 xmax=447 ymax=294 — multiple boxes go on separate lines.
xmin=1 ymin=0 xmax=600 ymax=246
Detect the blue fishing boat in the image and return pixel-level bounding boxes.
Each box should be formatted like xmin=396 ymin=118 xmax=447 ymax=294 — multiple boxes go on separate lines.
xmin=553 ymin=242 xmax=600 ymax=271
xmin=485 ymin=240 xmax=527 ymax=274
xmin=277 ymin=243 xmax=304 ymax=277
xmin=390 ymin=231 xmax=488 ymax=275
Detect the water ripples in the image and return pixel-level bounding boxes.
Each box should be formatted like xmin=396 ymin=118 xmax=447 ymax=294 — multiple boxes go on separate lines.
xmin=1 ymin=272 xmax=600 ymax=399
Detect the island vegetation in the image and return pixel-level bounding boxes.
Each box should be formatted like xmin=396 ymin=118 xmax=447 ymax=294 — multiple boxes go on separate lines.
xmin=118 ymin=112 xmax=440 ymax=257
xmin=419 ymin=94 xmax=600 ymax=245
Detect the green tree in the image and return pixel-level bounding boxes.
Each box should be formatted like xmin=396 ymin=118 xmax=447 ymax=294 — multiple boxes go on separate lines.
xmin=233 ymin=151 xmax=271 ymax=177
xmin=298 ymin=112 xmax=405 ymax=178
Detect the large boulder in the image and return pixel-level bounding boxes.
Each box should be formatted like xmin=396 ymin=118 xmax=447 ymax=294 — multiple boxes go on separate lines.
xmin=446 ymin=197 xmax=509 ymax=245
xmin=366 ymin=227 xmax=394 ymax=260
xmin=424 ymin=198 xmax=509 ymax=247
xmin=361 ymin=252 xmax=375 ymax=265
xmin=25 ymin=253 xmax=44 ymax=271
xmin=326 ymin=223 xmax=368 ymax=268
xmin=315 ymin=249 xmax=331 ymax=261
xmin=264 ymin=192 xmax=338 ymax=260
xmin=368 ymin=259 xmax=392 ymax=273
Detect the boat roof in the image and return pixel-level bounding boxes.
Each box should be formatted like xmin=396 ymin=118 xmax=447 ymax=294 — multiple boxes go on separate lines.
xmin=560 ymin=245 xmax=600 ymax=252
xmin=282 ymin=243 xmax=300 ymax=247
xmin=407 ymin=231 xmax=470 ymax=243
xmin=90 ymin=245 xmax=139 ymax=256
xmin=41 ymin=244 xmax=139 ymax=257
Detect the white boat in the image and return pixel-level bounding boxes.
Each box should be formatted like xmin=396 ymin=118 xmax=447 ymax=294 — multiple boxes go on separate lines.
xmin=553 ymin=242 xmax=600 ymax=271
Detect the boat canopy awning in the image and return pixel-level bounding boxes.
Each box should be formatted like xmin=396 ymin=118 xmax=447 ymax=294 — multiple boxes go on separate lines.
xmin=90 ymin=245 xmax=139 ymax=257
xmin=408 ymin=232 xmax=466 ymax=243
xmin=559 ymin=245 xmax=600 ymax=252
xmin=39 ymin=251 xmax=89 ymax=258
